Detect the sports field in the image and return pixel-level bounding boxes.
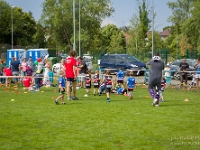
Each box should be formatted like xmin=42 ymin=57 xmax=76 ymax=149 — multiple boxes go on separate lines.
xmin=0 ymin=84 xmax=200 ymax=150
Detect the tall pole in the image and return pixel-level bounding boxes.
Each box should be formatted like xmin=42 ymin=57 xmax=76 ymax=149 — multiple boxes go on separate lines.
xmin=79 ymin=0 xmax=81 ymax=56
xmin=152 ymin=0 xmax=154 ymax=57
xmin=11 ymin=6 xmax=15 ymax=49
xmin=73 ymin=0 xmax=76 ymax=51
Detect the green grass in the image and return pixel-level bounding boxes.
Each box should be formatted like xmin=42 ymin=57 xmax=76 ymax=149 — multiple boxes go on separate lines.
xmin=0 ymin=84 xmax=200 ymax=150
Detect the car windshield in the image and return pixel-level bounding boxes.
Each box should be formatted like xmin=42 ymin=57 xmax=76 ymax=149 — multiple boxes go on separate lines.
xmin=123 ymin=55 xmax=138 ymax=62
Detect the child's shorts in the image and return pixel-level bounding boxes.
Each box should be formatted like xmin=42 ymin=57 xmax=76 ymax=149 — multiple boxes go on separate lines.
xmin=128 ymin=88 xmax=134 ymax=91
xmin=59 ymin=88 xmax=65 ymax=94
xmin=117 ymin=80 xmax=124 ymax=84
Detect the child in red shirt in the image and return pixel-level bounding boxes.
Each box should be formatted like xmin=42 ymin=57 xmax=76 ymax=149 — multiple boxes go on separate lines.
xmin=4 ymin=66 xmax=12 ymax=87
xmin=23 ymin=74 xmax=32 ymax=91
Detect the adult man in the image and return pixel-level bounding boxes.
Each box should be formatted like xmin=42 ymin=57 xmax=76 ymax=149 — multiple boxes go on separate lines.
xmin=11 ymin=57 xmax=21 ymax=84
xmin=179 ymin=58 xmax=189 ymax=85
xmin=147 ymin=53 xmax=164 ymax=107
xmin=77 ymin=57 xmax=87 ymax=88
xmin=65 ymin=50 xmax=78 ymax=100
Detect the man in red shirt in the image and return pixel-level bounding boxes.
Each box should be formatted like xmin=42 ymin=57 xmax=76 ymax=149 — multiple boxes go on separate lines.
xmin=65 ymin=50 xmax=78 ymax=100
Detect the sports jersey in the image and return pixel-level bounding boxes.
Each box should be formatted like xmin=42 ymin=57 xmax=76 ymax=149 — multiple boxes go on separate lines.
xmin=58 ymin=76 xmax=66 ymax=88
xmin=93 ymin=74 xmax=100 ymax=86
xmin=23 ymin=77 xmax=32 ymax=87
xmin=161 ymin=78 xmax=166 ymax=91
xmin=105 ymin=75 xmax=112 ymax=88
xmin=196 ymin=64 xmax=200 ymax=74
xmin=65 ymin=57 xmax=76 ymax=78
xmin=85 ymin=74 xmax=91 ymax=87
xmin=116 ymin=70 xmax=125 ymax=81
xmin=4 ymin=68 xmax=12 ymax=76
xmin=127 ymin=76 xmax=136 ymax=89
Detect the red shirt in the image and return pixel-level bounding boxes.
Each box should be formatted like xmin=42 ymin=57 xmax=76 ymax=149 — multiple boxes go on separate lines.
xmin=65 ymin=57 xmax=76 ymax=78
xmin=4 ymin=68 xmax=12 ymax=76
xmin=23 ymin=77 xmax=32 ymax=87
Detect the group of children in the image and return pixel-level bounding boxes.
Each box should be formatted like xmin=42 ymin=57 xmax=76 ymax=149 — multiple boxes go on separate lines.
xmin=54 ymin=68 xmax=137 ymax=104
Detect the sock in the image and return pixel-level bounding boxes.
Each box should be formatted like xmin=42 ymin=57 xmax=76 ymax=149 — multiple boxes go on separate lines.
xmin=149 ymin=89 xmax=155 ymax=99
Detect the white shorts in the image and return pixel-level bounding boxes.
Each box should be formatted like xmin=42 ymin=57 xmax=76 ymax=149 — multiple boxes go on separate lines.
xmin=195 ymin=74 xmax=200 ymax=79
xmin=78 ymin=73 xmax=85 ymax=81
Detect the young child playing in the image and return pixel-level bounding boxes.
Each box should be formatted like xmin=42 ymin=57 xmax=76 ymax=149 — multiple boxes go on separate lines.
xmin=116 ymin=68 xmax=125 ymax=85
xmin=98 ymin=81 xmax=106 ymax=96
xmin=160 ymin=75 xmax=166 ymax=102
xmin=54 ymin=71 xmax=66 ymax=105
xmin=84 ymin=70 xmax=92 ymax=97
xmin=127 ymin=71 xmax=136 ymax=99
xmin=4 ymin=66 xmax=12 ymax=87
xmin=104 ymin=70 xmax=113 ymax=102
xmin=23 ymin=73 xmax=33 ymax=91
xmin=116 ymin=85 xmax=127 ymax=95
xmin=93 ymin=70 xmax=100 ymax=96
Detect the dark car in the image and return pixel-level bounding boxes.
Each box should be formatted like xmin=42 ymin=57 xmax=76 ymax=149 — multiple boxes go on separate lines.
xmin=169 ymin=59 xmax=197 ymax=79
xmin=100 ymin=54 xmax=147 ymax=75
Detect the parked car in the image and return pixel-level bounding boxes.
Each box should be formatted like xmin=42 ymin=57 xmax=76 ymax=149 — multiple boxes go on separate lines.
xmin=100 ymin=54 xmax=147 ymax=75
xmin=169 ymin=59 xmax=197 ymax=79
xmin=52 ymin=57 xmax=93 ymax=74
xmin=83 ymin=54 xmax=93 ymax=60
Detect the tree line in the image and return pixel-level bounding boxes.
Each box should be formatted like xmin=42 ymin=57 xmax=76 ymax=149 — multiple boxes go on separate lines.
xmin=0 ymin=0 xmax=200 ymax=59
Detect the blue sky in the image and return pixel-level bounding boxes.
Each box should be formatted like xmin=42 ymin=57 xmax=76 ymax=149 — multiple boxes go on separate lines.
xmin=6 ymin=0 xmax=174 ymax=32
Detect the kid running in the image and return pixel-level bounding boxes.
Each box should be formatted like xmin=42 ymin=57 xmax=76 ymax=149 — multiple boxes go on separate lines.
xmin=84 ymin=70 xmax=92 ymax=97
xmin=127 ymin=71 xmax=136 ymax=99
xmin=93 ymin=70 xmax=100 ymax=96
xmin=54 ymin=71 xmax=66 ymax=105
xmin=116 ymin=68 xmax=125 ymax=84
xmin=104 ymin=70 xmax=113 ymax=102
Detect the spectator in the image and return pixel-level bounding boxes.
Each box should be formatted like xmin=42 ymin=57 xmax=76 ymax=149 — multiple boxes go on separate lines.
xmin=194 ymin=58 xmax=200 ymax=89
xmin=43 ymin=58 xmax=51 ymax=85
xmin=27 ymin=57 xmax=35 ymax=74
xmin=21 ymin=58 xmax=27 ymax=76
xmin=65 ymin=50 xmax=78 ymax=100
xmin=179 ymin=58 xmax=189 ymax=85
xmin=34 ymin=69 xmax=43 ymax=92
xmin=77 ymin=57 xmax=87 ymax=88
xmin=11 ymin=57 xmax=21 ymax=85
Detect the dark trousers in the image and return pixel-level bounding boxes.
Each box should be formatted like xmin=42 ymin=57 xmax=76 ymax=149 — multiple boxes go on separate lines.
xmin=180 ymin=73 xmax=188 ymax=84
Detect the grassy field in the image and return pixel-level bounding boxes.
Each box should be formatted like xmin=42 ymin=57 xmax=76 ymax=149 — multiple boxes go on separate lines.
xmin=0 ymin=84 xmax=200 ymax=150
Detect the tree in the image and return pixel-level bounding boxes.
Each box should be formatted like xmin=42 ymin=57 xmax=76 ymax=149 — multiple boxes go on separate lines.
xmin=40 ymin=0 xmax=114 ymax=53
xmin=128 ymin=0 xmax=151 ymax=55
xmin=0 ymin=0 xmax=36 ymax=47
xmin=101 ymin=24 xmax=126 ymax=54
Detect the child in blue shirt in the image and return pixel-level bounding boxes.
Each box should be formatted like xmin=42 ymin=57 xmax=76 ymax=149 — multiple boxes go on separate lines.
xmin=116 ymin=68 xmax=125 ymax=84
xmin=54 ymin=71 xmax=66 ymax=105
xmin=127 ymin=71 xmax=136 ymax=99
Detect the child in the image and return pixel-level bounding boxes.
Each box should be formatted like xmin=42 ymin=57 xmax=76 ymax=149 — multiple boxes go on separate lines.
xmin=116 ymin=85 xmax=127 ymax=95
xmin=160 ymin=75 xmax=166 ymax=102
xmin=34 ymin=69 xmax=43 ymax=92
xmin=127 ymin=71 xmax=136 ymax=99
xmin=93 ymin=70 xmax=100 ymax=96
xmin=98 ymin=81 xmax=106 ymax=96
xmin=23 ymin=73 xmax=32 ymax=91
xmin=104 ymin=70 xmax=113 ymax=102
xmin=116 ymin=68 xmax=125 ymax=84
xmin=54 ymin=71 xmax=66 ymax=105
xmin=84 ymin=70 xmax=92 ymax=97
xmin=4 ymin=66 xmax=12 ymax=87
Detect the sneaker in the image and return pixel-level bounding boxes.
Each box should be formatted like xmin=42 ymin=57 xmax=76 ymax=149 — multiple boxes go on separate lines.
xmin=94 ymin=94 xmax=96 ymax=96
xmin=54 ymin=100 xmax=59 ymax=105
xmin=62 ymin=102 xmax=66 ymax=105
xmin=161 ymin=100 xmax=164 ymax=102
xmin=129 ymin=96 xmax=133 ymax=99
xmin=72 ymin=97 xmax=79 ymax=100
xmin=106 ymin=98 xmax=110 ymax=102
xmin=152 ymin=98 xmax=158 ymax=106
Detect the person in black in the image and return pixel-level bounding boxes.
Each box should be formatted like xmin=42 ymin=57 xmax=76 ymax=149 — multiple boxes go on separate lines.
xmin=77 ymin=57 xmax=87 ymax=88
xmin=179 ymin=58 xmax=189 ymax=84
xmin=103 ymin=70 xmax=113 ymax=102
